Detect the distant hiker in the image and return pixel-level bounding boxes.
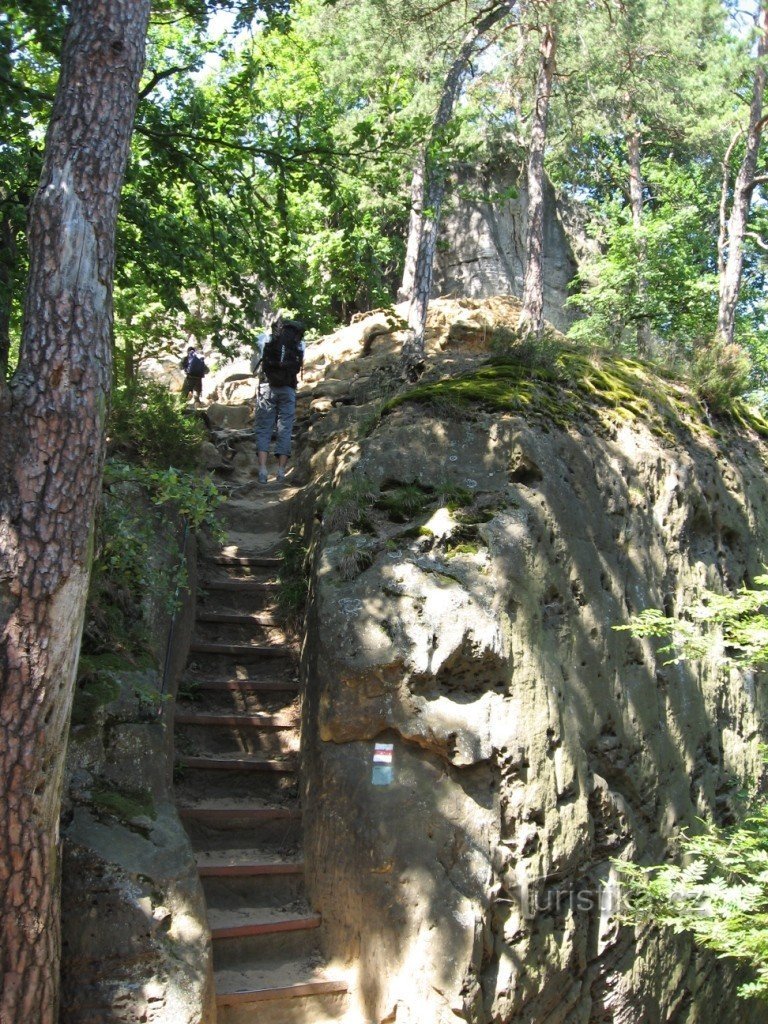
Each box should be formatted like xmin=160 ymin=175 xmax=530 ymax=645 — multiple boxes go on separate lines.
xmin=181 ymin=346 xmax=209 ymax=403
xmin=251 ymin=316 xmax=305 ymax=485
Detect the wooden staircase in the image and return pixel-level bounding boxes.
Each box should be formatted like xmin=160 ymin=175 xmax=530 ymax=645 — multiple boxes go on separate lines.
xmin=174 ymin=513 xmax=349 ymax=1023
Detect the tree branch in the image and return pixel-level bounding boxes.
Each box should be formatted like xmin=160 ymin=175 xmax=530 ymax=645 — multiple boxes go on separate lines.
xmin=745 ymin=230 xmax=768 ymax=252
xmin=138 ymin=62 xmax=200 ymax=100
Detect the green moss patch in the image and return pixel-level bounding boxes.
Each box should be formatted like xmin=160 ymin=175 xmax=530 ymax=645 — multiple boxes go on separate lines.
xmin=381 ymin=351 xmax=768 ymax=441
xmin=71 ymin=673 xmax=122 ymax=726
xmin=92 ymin=785 xmax=156 ymax=824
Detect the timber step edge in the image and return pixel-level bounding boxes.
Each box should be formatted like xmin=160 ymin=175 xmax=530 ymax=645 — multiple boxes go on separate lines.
xmin=190 ymin=641 xmax=293 ymax=657
xmin=181 ymin=677 xmax=299 ymax=693
xmin=216 ymin=978 xmax=348 ymax=1007
xmin=174 ymin=711 xmax=297 ymax=728
xmin=195 ymin=611 xmax=280 ymax=626
xmin=198 ymin=860 xmax=304 ymax=878
xmin=211 ymin=555 xmax=282 ymax=568
xmin=177 ymin=755 xmax=298 ymax=773
xmin=202 ymin=580 xmax=279 ymax=593
xmin=178 ymin=805 xmax=301 ymax=823
xmin=211 ymin=914 xmax=321 ymax=941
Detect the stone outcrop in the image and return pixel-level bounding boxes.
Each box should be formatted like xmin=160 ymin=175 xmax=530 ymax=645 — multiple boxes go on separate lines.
xmin=432 ymin=163 xmax=591 ymax=333
xmin=296 ymin=305 xmax=768 ymax=1023
xmin=60 ymin=510 xmax=215 ymax=1024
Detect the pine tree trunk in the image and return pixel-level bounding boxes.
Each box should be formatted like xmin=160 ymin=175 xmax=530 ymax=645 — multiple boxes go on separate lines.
xmin=0 ymin=211 xmax=17 ymax=380
xmin=717 ymin=1 xmax=767 ymax=346
xmin=627 ymin=126 xmax=651 ymax=354
xmin=518 ymin=22 xmax=556 ymax=339
xmin=0 ymin=3 xmax=150 ymax=1021
xmin=401 ymin=2 xmax=510 ymax=376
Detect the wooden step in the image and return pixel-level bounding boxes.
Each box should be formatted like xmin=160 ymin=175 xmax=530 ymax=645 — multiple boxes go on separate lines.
xmin=211 ymin=914 xmax=320 ymax=941
xmin=178 ymin=805 xmax=301 ymax=824
xmin=211 ymin=555 xmax=282 ymax=568
xmin=216 ymin=977 xmax=347 ymax=1007
xmin=174 ymin=711 xmax=296 ymax=729
xmin=184 ymin=677 xmax=298 ymax=693
xmin=196 ymin=611 xmax=280 ymax=626
xmin=198 ymin=860 xmax=304 ymax=878
xmin=190 ymin=641 xmax=291 ymax=658
xmin=203 ymin=580 xmax=279 ymax=593
xmin=178 ymin=755 xmax=297 ymax=773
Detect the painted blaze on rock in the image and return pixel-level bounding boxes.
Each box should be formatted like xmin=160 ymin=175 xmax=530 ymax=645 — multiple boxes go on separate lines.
xmin=303 ymin=401 xmax=768 ymax=1024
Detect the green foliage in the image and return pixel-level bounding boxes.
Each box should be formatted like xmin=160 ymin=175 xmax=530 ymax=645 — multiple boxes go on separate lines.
xmin=323 ymin=477 xmax=378 ymax=533
xmin=618 ymin=574 xmax=768 ymax=667
xmin=278 ymin=524 xmax=310 ymax=629
xmin=84 ymin=459 xmax=222 ymax=655
xmin=567 ymin=163 xmax=722 ymax=354
xmin=619 ymin=798 xmax=768 ymax=1001
xmin=690 ymin=338 xmax=753 ymax=410
xmin=104 ymin=460 xmax=222 ymax=533
xmin=489 ymin=325 xmax=568 ymax=378
xmin=437 ymin=483 xmax=474 ymax=512
xmin=617 ymin=574 xmax=768 ymax=998
xmin=108 ymin=377 xmax=206 ymax=470
xmin=334 ymin=535 xmax=376 ymax=580
xmin=376 ymin=483 xmax=434 ymax=522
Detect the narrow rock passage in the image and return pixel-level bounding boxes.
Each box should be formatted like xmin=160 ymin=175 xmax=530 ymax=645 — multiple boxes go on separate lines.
xmin=173 ymin=422 xmax=349 ymax=1024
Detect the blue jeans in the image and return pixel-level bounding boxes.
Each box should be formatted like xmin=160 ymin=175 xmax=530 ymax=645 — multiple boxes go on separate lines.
xmin=254 ymin=383 xmax=297 ymax=457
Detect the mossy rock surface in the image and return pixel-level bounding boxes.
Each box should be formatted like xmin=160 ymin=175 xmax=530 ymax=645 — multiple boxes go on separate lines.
xmin=91 ymin=785 xmax=156 ymax=824
xmin=381 ymin=351 xmax=768 ymax=441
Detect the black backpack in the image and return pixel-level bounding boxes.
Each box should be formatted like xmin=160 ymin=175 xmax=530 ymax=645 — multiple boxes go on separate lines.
xmin=262 ymin=320 xmax=305 ymax=388
xmin=188 ymin=353 xmax=208 ymax=377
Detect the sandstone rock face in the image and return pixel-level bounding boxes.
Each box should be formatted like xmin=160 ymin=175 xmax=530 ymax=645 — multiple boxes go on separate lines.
xmin=302 ymin=397 xmax=768 ymax=1023
xmin=432 ymin=165 xmax=589 ymax=333
xmin=60 ymin=520 xmax=215 ymax=1024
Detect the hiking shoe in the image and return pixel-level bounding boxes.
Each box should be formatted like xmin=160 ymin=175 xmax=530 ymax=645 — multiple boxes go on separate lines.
xmin=258 ymin=468 xmax=268 ymax=484
xmin=276 ymin=467 xmax=287 ymax=485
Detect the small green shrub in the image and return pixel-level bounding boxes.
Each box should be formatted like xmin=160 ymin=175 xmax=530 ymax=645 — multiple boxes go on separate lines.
xmin=108 ymin=376 xmax=206 ymax=469
xmin=324 ymin=478 xmax=378 ymax=533
xmin=83 ymin=460 xmax=222 ymax=655
xmin=437 ymin=483 xmax=474 ymax=511
xmin=376 ymin=483 xmax=433 ymax=522
xmin=335 ymin=537 xmax=376 ymax=580
xmin=489 ymin=325 xmax=568 ymax=378
xmin=690 ymin=338 xmax=752 ymax=410
xmin=278 ymin=525 xmax=310 ymax=630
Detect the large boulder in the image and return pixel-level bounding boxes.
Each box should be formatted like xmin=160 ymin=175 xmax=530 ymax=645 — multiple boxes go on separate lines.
xmin=60 ymin=509 xmax=215 ymax=1024
xmin=301 ymin=367 xmax=768 ymax=1024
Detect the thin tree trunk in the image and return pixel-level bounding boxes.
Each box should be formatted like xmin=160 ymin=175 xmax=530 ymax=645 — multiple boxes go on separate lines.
xmin=518 ymin=20 xmax=556 ymax=338
xmin=398 ymin=154 xmax=426 ymax=303
xmin=717 ymin=130 xmax=741 ymax=280
xmin=401 ymin=2 xmax=510 ymax=376
xmin=717 ymin=0 xmax=767 ymax=346
xmin=0 ymin=4 xmax=150 ymax=1022
xmin=627 ymin=125 xmax=651 ymax=354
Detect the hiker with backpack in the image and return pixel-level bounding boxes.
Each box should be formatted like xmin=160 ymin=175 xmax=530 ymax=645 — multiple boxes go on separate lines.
xmin=251 ymin=316 xmax=305 ymax=485
xmin=180 ymin=346 xmax=209 ymax=403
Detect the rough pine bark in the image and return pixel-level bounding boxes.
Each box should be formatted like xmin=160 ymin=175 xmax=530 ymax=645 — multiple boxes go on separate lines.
xmin=717 ymin=1 xmax=767 ymax=346
xmin=518 ymin=20 xmax=556 ymax=339
xmin=0 ymin=3 xmax=150 ymax=1022
xmin=400 ymin=2 xmax=510 ymax=376
xmin=0 ymin=212 xmax=17 ymax=380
